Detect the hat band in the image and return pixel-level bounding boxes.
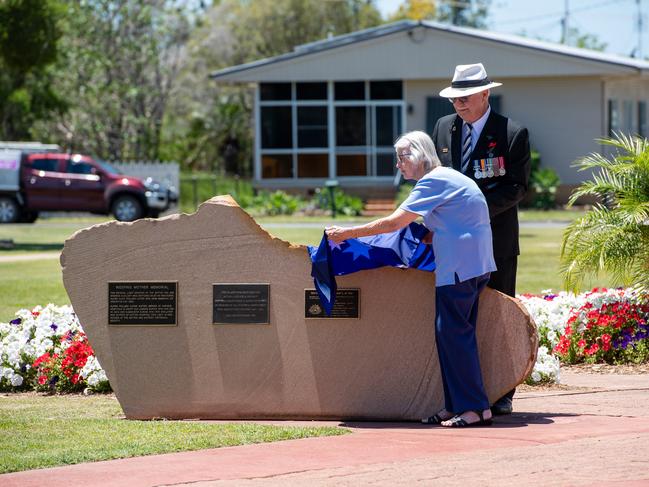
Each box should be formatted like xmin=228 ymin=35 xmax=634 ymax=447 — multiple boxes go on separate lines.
xmin=451 ymin=78 xmax=492 ymax=88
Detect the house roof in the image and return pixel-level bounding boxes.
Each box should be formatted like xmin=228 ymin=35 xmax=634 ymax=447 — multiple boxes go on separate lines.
xmin=210 ymin=20 xmax=649 ymax=81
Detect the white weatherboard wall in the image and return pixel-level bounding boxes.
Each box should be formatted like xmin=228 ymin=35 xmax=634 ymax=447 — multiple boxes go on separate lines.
xmin=405 ymin=76 xmax=603 ymax=184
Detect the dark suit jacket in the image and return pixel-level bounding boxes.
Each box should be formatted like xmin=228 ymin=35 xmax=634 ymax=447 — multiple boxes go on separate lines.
xmin=431 ymin=110 xmax=531 ymax=259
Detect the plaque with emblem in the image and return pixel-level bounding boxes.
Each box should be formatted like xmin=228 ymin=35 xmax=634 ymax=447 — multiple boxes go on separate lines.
xmin=305 ymin=289 xmax=360 ymax=319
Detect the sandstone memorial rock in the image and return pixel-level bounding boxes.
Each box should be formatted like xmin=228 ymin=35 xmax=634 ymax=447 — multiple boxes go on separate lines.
xmin=61 ymin=196 xmax=538 ymax=420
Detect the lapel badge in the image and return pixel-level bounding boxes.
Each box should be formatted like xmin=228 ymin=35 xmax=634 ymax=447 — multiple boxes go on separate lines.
xmin=442 ymin=148 xmax=449 ymax=153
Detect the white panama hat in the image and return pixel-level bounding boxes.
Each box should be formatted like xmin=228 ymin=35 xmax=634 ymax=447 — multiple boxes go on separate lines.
xmin=439 ymin=63 xmax=502 ymax=98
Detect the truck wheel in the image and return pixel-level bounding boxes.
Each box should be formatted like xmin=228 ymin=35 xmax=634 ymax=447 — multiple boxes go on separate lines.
xmin=112 ymin=195 xmax=143 ymax=222
xmin=19 ymin=211 xmax=39 ymax=223
xmin=0 ymin=197 xmax=20 ymax=223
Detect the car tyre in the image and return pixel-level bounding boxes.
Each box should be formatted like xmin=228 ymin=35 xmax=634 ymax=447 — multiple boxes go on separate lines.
xmin=19 ymin=211 xmax=39 ymax=223
xmin=112 ymin=194 xmax=143 ymax=222
xmin=0 ymin=197 xmax=21 ymax=223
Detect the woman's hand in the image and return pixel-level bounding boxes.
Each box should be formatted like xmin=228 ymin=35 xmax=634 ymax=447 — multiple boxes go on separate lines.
xmin=325 ymin=225 xmax=352 ymax=244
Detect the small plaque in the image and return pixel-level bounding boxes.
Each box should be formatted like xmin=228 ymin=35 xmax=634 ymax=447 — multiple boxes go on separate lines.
xmin=108 ymin=282 xmax=177 ymax=326
xmin=305 ymin=289 xmax=360 ymax=319
xmin=213 ymin=284 xmax=270 ymax=324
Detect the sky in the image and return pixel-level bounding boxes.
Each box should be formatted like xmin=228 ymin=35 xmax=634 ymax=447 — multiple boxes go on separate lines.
xmin=376 ymin=0 xmax=646 ymax=58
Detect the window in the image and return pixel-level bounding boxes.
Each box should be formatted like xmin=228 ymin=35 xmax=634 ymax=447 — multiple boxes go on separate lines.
xmin=335 ymin=81 xmax=365 ymax=100
xmin=67 ymin=162 xmax=96 ymax=175
xmin=260 ymin=83 xmax=291 ymax=101
xmin=622 ymin=100 xmax=634 ymax=133
xmin=370 ymin=81 xmax=402 ymax=100
xmin=261 ymin=107 xmax=292 ymax=148
xmin=258 ymin=81 xmax=404 ymax=180
xmin=297 ymin=154 xmax=328 ymax=177
xmin=608 ymin=99 xmax=620 ymax=136
xmin=337 ymin=154 xmax=367 ymax=176
xmin=296 ymin=82 xmax=327 ymax=100
xmin=639 ymin=101 xmax=647 ymax=137
xmin=30 ymin=158 xmax=59 ymax=172
xmin=297 ymin=107 xmax=328 ymax=148
xmin=262 ymin=154 xmax=293 ymax=178
xmin=336 ymin=106 xmax=366 ymax=146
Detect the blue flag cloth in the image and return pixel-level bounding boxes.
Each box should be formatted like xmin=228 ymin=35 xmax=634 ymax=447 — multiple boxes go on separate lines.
xmin=307 ymin=222 xmax=436 ymax=316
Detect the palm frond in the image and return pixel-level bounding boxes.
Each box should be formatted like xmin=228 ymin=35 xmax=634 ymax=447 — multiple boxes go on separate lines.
xmin=560 ymin=207 xmax=648 ymax=291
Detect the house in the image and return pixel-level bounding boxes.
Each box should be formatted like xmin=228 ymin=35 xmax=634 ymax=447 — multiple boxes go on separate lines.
xmin=210 ymin=20 xmax=649 ymax=201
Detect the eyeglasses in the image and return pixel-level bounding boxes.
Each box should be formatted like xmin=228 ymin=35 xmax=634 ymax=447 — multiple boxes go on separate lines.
xmin=396 ymin=152 xmax=413 ymax=162
xmin=448 ymin=96 xmax=470 ymax=104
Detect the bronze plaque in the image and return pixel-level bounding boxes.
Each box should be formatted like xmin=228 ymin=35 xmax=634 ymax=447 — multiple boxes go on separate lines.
xmin=305 ymin=289 xmax=360 ymax=319
xmin=108 ymin=282 xmax=177 ymax=326
xmin=213 ymin=283 xmax=270 ymax=324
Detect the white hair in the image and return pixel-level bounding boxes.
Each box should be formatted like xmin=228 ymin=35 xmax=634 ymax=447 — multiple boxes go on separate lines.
xmin=394 ymin=131 xmax=441 ymax=173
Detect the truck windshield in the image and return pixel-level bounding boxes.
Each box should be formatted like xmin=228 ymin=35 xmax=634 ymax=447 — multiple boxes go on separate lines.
xmin=97 ymin=160 xmax=123 ymax=175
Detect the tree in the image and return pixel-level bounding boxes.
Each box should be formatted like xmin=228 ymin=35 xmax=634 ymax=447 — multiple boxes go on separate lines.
xmin=561 ymin=134 xmax=649 ymax=291
xmin=0 ymin=0 xmax=66 ymax=140
xmin=566 ymin=27 xmax=607 ymax=52
xmin=436 ymin=0 xmax=491 ymax=28
xmin=162 ymin=0 xmax=383 ymax=173
xmin=33 ymin=1 xmax=191 ymax=161
xmin=388 ymin=0 xmax=436 ymax=21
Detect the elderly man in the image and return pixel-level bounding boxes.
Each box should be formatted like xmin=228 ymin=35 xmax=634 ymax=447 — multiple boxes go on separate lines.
xmin=431 ymin=63 xmax=531 ymax=416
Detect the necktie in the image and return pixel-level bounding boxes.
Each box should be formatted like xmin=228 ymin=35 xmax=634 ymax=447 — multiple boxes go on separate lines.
xmin=461 ymin=123 xmax=473 ymax=173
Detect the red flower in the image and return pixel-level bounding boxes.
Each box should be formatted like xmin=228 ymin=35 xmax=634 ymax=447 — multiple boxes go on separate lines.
xmin=38 ymin=375 xmax=48 ymax=385
xmin=585 ymin=343 xmax=600 ymax=356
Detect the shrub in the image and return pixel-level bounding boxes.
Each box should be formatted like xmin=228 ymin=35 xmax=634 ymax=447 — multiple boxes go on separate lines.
xmin=395 ymin=182 xmax=415 ymax=207
xmin=312 ymin=187 xmax=363 ymax=217
xmin=248 ymin=190 xmax=304 ymax=216
xmin=530 ymin=167 xmax=560 ymax=210
xmin=179 ymin=172 xmax=254 ymax=212
xmin=561 ymin=134 xmax=649 ymax=291
xmin=522 ymin=150 xmax=561 ymax=210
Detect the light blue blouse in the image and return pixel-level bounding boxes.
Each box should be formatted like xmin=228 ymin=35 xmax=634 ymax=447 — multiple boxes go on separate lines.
xmin=399 ymin=167 xmax=496 ymax=287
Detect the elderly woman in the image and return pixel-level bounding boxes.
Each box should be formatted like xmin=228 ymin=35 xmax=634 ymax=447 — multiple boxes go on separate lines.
xmin=326 ymin=130 xmax=496 ymax=428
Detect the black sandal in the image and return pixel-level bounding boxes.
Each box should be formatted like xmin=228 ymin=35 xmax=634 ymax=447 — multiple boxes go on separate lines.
xmin=443 ymin=410 xmax=493 ymax=428
xmin=421 ymin=411 xmax=453 ymax=425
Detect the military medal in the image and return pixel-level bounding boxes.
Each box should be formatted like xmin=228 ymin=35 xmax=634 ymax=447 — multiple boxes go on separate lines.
xmin=498 ymin=156 xmax=506 ymax=176
xmin=486 ymin=158 xmax=495 ymax=178
xmin=473 ymin=160 xmax=481 ymax=179
xmin=480 ymin=159 xmax=487 ymax=178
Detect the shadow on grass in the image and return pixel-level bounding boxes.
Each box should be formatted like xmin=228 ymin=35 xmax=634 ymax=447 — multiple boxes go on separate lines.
xmin=0 ymin=243 xmax=63 ymax=252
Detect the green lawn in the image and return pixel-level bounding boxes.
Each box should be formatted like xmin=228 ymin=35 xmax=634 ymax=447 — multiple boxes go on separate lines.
xmin=0 ymin=394 xmax=346 ymax=474
xmin=0 ymin=259 xmax=71 ymax=320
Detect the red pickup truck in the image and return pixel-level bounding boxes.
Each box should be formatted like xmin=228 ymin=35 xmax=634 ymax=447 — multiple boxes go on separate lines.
xmin=0 ymin=147 xmax=177 ymax=223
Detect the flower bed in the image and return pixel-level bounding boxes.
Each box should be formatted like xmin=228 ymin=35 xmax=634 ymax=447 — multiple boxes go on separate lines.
xmin=518 ymin=287 xmax=649 ymax=384
xmin=0 ymin=305 xmax=109 ymax=392
xmin=3 ymin=290 xmax=647 ymax=392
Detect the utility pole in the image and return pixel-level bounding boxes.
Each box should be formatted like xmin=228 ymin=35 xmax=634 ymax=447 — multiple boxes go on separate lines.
xmin=560 ymin=0 xmax=570 ymax=44
xmin=636 ymin=0 xmax=643 ymax=59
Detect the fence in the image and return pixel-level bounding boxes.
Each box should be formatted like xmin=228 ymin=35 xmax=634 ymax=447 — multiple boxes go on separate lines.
xmin=112 ymin=161 xmax=180 ymax=191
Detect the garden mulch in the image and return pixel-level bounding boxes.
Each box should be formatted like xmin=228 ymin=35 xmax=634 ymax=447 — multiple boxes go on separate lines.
xmin=3 ymin=368 xmax=649 ymax=487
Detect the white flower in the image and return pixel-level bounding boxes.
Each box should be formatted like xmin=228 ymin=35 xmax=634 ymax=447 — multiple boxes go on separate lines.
xmin=0 ymin=304 xmax=109 ymax=391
